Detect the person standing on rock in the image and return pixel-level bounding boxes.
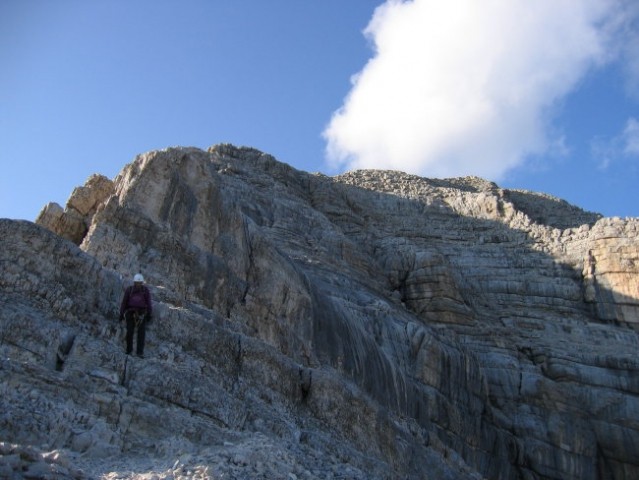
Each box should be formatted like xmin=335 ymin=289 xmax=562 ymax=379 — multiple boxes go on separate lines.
xmin=119 ymin=273 xmax=152 ymax=358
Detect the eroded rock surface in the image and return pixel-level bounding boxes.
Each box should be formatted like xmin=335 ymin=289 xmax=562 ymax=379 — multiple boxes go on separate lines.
xmin=36 ymin=174 xmax=114 ymax=245
xmin=2 ymin=144 xmax=638 ymax=479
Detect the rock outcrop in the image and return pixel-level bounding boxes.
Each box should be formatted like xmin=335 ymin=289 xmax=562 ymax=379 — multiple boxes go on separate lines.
xmin=36 ymin=174 xmax=114 ymax=245
xmin=1 ymin=144 xmax=638 ymax=479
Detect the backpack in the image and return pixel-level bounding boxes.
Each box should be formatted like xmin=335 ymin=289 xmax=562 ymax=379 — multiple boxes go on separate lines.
xmin=127 ymin=286 xmax=148 ymax=309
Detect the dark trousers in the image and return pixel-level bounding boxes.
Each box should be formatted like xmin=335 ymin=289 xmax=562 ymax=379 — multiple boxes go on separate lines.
xmin=125 ymin=309 xmax=146 ymax=355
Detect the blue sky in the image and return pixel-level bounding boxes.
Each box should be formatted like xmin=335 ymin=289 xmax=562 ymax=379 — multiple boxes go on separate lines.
xmin=2 ymin=1 xmax=638 ymax=221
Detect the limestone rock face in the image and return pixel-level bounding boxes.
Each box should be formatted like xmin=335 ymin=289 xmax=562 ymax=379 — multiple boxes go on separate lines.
xmin=36 ymin=174 xmax=114 ymax=244
xmin=2 ymin=144 xmax=639 ymax=479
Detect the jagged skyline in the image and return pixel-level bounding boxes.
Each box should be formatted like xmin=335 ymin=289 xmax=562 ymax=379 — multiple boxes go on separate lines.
xmin=3 ymin=145 xmax=638 ymax=478
xmin=2 ymin=0 xmax=638 ymax=220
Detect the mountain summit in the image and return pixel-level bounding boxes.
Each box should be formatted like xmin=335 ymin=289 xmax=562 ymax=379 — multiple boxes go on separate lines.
xmin=2 ymin=144 xmax=638 ymax=479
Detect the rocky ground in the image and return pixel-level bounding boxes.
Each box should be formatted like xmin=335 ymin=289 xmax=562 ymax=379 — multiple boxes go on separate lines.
xmin=0 ymin=436 xmax=377 ymax=480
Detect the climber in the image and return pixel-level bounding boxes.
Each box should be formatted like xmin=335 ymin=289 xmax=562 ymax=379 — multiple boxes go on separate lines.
xmin=119 ymin=273 xmax=153 ymax=358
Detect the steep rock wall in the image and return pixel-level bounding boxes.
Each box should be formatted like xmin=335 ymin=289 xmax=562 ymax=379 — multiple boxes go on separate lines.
xmin=1 ymin=144 xmax=637 ymax=479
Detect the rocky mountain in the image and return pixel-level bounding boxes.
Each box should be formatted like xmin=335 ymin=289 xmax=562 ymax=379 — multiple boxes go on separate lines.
xmin=1 ymin=144 xmax=638 ymax=479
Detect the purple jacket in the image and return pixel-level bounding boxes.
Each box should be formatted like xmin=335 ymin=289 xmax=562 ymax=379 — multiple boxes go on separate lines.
xmin=120 ymin=285 xmax=152 ymax=316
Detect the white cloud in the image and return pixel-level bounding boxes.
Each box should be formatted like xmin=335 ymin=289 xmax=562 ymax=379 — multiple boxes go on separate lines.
xmin=591 ymin=117 xmax=639 ymax=168
xmin=622 ymin=117 xmax=639 ymax=156
xmin=624 ymin=36 xmax=639 ymax=99
xmin=324 ymin=0 xmax=637 ymax=180
xmin=612 ymin=2 xmax=639 ymax=98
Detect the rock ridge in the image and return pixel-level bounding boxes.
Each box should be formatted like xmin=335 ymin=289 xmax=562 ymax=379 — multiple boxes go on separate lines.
xmin=1 ymin=143 xmax=638 ymax=479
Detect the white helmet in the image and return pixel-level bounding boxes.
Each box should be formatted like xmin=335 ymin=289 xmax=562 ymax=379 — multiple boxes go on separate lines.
xmin=133 ymin=273 xmax=145 ymax=283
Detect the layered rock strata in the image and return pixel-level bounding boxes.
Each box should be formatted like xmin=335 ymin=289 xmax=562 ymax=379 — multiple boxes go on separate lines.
xmin=36 ymin=174 xmax=114 ymax=244
xmin=1 ymin=144 xmax=637 ymax=479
